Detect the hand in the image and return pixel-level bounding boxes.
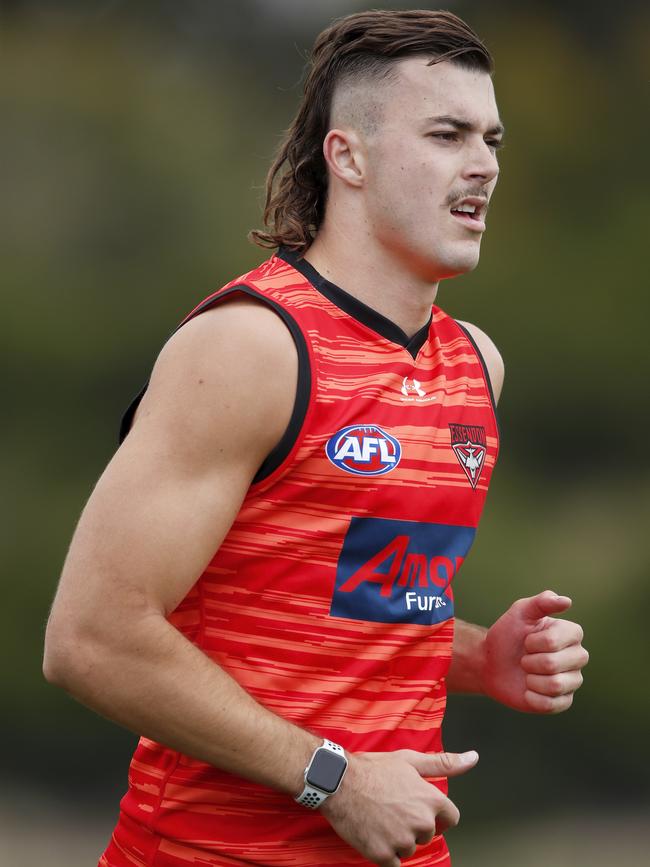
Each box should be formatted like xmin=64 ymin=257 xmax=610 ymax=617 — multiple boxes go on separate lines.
xmin=481 ymin=590 xmax=589 ymax=713
xmin=321 ymin=748 xmax=478 ymax=867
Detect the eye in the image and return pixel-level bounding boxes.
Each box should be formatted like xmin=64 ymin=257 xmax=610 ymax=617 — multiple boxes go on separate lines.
xmin=430 ymin=132 xmax=459 ymax=143
xmin=485 ymin=138 xmax=504 ymax=151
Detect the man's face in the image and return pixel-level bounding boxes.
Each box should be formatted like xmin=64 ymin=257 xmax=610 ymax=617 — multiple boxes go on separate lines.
xmin=362 ymin=57 xmax=503 ymax=281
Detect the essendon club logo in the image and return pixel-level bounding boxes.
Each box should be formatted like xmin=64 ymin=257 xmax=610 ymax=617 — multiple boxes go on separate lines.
xmin=449 ymin=423 xmax=487 ymax=489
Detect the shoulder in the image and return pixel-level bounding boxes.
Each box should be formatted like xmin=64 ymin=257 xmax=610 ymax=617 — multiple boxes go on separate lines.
xmin=129 ymin=295 xmax=299 ymax=474
xmin=155 ymin=295 xmax=298 ymax=391
xmin=456 ymin=319 xmax=505 ymax=405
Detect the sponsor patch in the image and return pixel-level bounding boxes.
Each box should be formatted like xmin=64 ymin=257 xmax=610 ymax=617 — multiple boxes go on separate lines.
xmin=449 ymin=423 xmax=487 ymax=489
xmin=325 ymin=424 xmax=402 ymax=476
xmin=330 ymin=517 xmax=475 ymax=625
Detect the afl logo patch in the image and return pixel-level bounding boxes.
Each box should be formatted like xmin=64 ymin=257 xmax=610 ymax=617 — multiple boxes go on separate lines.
xmin=325 ymin=424 xmax=402 ymax=476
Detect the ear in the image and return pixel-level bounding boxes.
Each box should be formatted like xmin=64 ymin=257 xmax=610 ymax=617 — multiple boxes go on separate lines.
xmin=322 ymin=128 xmax=365 ymax=188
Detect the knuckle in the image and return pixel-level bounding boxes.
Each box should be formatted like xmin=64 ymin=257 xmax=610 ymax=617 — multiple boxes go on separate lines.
xmin=541 ymin=654 xmax=557 ymax=674
xmin=540 ymin=696 xmax=556 ymax=713
xmin=541 ymin=636 xmax=559 ymax=652
xmin=438 ymin=751 xmax=455 ymax=772
xmin=542 ymin=625 xmax=562 ymax=650
xmin=372 ymin=847 xmax=393 ymax=866
xmin=531 ymin=692 xmax=554 ymax=713
xmin=547 ymin=674 xmax=566 ymax=695
xmin=399 ymin=843 xmax=417 ymax=859
xmin=553 ymin=694 xmax=574 ymax=713
xmin=446 ymin=813 xmax=459 ymax=830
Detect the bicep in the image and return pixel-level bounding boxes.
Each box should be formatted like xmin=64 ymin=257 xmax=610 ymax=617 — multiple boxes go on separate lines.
xmin=63 ymin=427 xmax=252 ymax=626
xmin=50 ymin=301 xmax=297 ymax=635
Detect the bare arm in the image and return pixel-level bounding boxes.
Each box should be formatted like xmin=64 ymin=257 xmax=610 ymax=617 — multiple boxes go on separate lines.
xmin=44 ymin=298 xmax=319 ymax=792
xmin=448 ymin=324 xmax=588 ymax=710
xmin=447 ymin=620 xmax=487 ymax=694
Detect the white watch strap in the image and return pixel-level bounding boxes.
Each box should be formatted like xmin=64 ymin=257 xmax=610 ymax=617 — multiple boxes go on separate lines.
xmin=295 ymin=739 xmax=346 ymax=809
xmin=295 ymin=783 xmax=329 ymax=809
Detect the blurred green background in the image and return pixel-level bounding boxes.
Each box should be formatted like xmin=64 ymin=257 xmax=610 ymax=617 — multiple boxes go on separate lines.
xmin=2 ymin=0 xmax=649 ymax=864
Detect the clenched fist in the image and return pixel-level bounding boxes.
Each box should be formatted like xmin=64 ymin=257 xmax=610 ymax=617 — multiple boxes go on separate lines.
xmin=481 ymin=590 xmax=589 ymax=713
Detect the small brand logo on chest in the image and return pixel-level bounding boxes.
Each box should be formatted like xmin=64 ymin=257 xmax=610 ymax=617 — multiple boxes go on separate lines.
xmin=449 ymin=423 xmax=487 ymax=489
xmin=400 ymin=376 xmax=437 ymax=403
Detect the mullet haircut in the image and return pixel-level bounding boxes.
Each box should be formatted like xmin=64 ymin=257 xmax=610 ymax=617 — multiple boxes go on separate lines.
xmin=250 ymin=9 xmax=493 ymax=254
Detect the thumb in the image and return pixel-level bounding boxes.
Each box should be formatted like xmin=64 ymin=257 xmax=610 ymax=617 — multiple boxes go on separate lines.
xmin=517 ymin=590 xmax=572 ymax=624
xmin=404 ymin=749 xmax=479 ymax=779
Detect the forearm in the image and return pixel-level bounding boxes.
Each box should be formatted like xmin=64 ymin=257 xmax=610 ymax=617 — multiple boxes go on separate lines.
xmin=44 ymin=615 xmax=319 ymax=795
xmin=446 ymin=619 xmax=487 ymax=694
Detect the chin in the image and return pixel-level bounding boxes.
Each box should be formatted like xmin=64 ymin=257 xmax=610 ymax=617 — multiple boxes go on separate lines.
xmin=435 ymin=246 xmax=482 ymax=280
xmin=395 ymin=239 xmax=481 ymax=282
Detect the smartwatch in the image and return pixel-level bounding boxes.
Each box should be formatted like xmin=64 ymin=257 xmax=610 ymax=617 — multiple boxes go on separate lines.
xmin=295 ymin=739 xmax=348 ymax=809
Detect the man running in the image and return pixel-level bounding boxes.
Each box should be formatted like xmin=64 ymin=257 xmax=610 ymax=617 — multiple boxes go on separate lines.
xmin=44 ymin=10 xmax=588 ymax=867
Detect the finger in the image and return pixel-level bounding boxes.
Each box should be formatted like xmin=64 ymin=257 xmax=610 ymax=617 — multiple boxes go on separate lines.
xmin=415 ymin=829 xmax=436 ymax=846
xmin=525 ymin=670 xmax=583 ymax=697
xmin=524 ymin=688 xmax=574 ymax=714
xmin=394 ymin=842 xmax=417 ymax=860
xmin=524 ymin=619 xmax=584 ymax=654
xmin=516 ymin=591 xmax=572 ymax=624
xmin=378 ymin=856 xmax=401 ymax=867
xmin=435 ymin=795 xmax=460 ymax=834
xmin=403 ymin=749 xmax=478 ymax=778
xmin=521 ymin=645 xmax=590 ymax=675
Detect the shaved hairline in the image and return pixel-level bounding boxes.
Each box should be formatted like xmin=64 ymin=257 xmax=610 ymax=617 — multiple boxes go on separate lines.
xmin=329 ymin=62 xmax=399 ymax=136
xmin=329 ymin=54 xmax=493 ymax=138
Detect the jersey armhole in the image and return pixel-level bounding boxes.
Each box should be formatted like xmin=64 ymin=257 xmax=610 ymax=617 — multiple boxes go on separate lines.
xmin=454 ymin=320 xmax=501 ymax=437
xmin=118 ymin=284 xmax=311 ymax=485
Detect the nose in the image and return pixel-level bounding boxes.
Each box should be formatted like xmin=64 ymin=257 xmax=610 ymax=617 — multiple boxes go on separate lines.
xmin=462 ymin=137 xmax=499 ymax=186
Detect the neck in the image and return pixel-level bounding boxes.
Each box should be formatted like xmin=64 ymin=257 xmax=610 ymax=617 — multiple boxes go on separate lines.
xmin=304 ymin=221 xmax=439 ymax=339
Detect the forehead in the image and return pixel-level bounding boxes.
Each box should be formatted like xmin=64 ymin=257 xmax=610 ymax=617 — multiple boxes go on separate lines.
xmin=385 ymin=56 xmax=499 ymax=126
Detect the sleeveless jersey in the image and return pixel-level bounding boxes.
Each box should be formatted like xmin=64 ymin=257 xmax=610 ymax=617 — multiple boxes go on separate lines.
xmin=100 ymin=248 xmax=499 ymax=867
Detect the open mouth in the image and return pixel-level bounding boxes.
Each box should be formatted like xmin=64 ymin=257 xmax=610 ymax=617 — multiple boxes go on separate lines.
xmin=450 ymin=199 xmax=487 ymax=231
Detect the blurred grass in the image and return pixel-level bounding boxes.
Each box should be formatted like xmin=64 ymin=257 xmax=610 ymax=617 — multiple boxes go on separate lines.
xmin=2 ymin=787 xmax=649 ymax=867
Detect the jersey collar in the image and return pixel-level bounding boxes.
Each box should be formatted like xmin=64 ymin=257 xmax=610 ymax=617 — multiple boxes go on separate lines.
xmin=277 ymin=246 xmax=431 ymax=361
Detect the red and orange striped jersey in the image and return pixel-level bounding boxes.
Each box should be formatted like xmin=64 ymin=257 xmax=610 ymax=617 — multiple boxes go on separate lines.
xmin=100 ymin=248 xmax=499 ymax=867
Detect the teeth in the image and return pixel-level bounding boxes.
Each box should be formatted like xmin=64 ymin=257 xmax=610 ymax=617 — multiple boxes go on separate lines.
xmin=454 ymin=203 xmax=476 ymax=213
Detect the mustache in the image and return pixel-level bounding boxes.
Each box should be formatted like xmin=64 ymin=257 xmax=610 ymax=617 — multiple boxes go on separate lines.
xmin=445 ymin=188 xmax=489 ymax=208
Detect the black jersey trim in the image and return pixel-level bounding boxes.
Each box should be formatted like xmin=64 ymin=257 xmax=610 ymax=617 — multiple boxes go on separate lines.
xmin=119 ymin=384 xmax=147 ymax=444
xmin=455 ymin=321 xmax=500 ymax=437
xmin=278 ymin=246 xmax=430 ymax=360
xmin=118 ymin=285 xmax=311 ymax=485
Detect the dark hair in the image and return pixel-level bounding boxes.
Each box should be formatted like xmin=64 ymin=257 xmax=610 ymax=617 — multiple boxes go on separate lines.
xmin=249 ymin=9 xmax=493 ymax=253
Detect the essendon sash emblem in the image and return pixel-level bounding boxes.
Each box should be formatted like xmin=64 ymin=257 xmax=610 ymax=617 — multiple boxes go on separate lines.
xmin=449 ymin=423 xmax=487 ymax=489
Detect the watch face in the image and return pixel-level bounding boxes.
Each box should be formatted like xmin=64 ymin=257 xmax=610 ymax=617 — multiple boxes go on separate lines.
xmin=306 ymin=748 xmax=347 ymax=794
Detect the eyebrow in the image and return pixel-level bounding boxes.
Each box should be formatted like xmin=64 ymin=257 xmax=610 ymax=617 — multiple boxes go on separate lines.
xmin=426 ymin=114 xmax=505 ymax=136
